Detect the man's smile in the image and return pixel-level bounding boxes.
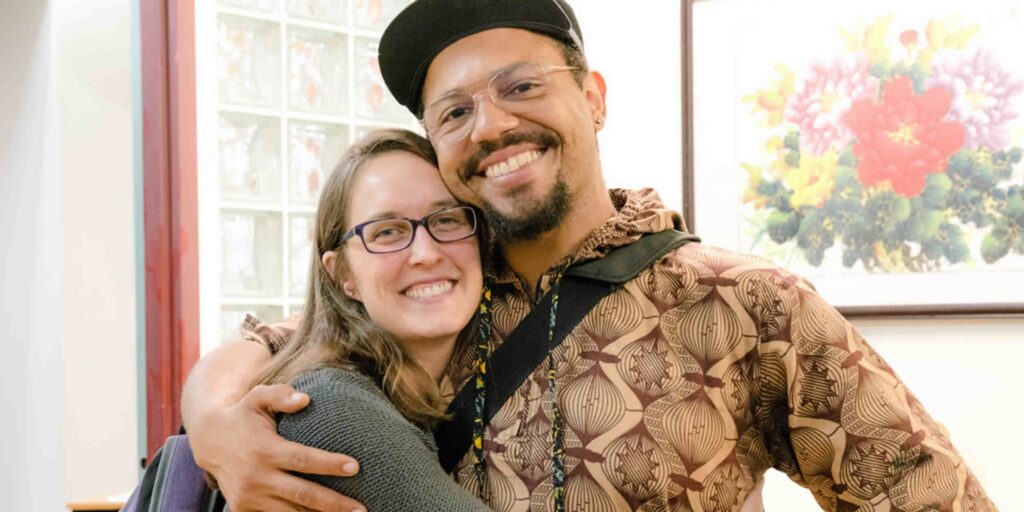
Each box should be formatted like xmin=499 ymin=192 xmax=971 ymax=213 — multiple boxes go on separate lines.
xmin=483 ymin=148 xmax=543 ymax=178
xmin=459 ymin=131 xmax=561 ymax=183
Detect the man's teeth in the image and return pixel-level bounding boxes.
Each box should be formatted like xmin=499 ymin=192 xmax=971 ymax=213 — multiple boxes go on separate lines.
xmin=484 ymin=150 xmax=542 ymax=178
xmin=404 ymin=281 xmax=453 ymax=299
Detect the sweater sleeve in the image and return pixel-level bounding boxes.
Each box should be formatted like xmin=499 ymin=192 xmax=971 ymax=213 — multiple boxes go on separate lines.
xmin=277 ymin=368 xmax=491 ymax=512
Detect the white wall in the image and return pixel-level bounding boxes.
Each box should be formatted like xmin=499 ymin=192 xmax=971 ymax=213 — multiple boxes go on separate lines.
xmin=0 ymin=0 xmax=139 ymax=507
xmin=54 ymin=0 xmax=140 ymax=503
xmin=574 ymin=3 xmax=683 ymax=211
xmin=0 ymin=1 xmax=64 ymax=510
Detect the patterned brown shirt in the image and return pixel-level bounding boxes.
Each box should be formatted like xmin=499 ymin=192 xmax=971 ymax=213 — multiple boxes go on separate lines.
xmin=244 ymin=188 xmax=995 ymax=512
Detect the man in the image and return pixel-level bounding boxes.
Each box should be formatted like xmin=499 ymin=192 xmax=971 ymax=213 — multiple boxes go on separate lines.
xmin=182 ymin=1 xmax=995 ymax=511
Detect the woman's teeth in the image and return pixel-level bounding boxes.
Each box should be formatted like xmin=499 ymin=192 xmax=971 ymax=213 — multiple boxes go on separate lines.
xmin=484 ymin=150 xmax=542 ymax=178
xmin=404 ymin=281 xmax=453 ymax=299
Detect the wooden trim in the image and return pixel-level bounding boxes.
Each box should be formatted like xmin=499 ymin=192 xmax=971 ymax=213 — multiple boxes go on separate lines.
xmin=839 ymin=303 xmax=1024 ymax=318
xmin=681 ymin=0 xmax=695 ymax=231
xmin=66 ymin=501 xmax=125 ymax=512
xmin=140 ymin=0 xmax=199 ymax=459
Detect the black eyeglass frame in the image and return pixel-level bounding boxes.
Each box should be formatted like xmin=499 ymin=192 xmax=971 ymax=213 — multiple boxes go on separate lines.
xmin=339 ymin=205 xmax=479 ymax=254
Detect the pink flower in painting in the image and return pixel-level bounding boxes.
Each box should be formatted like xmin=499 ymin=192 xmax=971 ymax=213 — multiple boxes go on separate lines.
xmin=785 ymin=56 xmax=879 ymax=155
xmin=927 ymin=49 xmax=1024 ymax=149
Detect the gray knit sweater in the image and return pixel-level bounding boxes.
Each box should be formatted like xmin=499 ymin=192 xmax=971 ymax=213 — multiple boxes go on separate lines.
xmin=278 ymin=367 xmax=490 ymax=512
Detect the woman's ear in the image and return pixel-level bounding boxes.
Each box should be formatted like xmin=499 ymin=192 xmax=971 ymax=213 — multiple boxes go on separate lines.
xmin=321 ymin=250 xmax=338 ymax=281
xmin=341 ymin=280 xmax=361 ymax=301
xmin=324 ymin=250 xmax=361 ymax=301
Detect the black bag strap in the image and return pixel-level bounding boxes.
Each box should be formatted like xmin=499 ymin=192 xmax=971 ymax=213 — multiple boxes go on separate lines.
xmin=435 ymin=229 xmax=699 ymax=472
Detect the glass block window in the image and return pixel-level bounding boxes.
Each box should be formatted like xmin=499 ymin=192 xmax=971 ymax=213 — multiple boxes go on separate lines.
xmin=197 ymin=0 xmax=417 ymax=352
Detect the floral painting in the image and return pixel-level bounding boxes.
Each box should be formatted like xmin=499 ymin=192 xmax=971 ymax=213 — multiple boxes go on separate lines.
xmin=692 ymin=0 xmax=1024 ymax=310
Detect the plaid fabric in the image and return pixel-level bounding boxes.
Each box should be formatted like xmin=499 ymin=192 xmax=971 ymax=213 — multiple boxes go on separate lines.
xmin=241 ymin=313 xmax=299 ymax=355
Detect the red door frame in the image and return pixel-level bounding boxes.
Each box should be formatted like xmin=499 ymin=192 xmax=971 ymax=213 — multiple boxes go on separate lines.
xmin=140 ymin=0 xmax=200 ymax=458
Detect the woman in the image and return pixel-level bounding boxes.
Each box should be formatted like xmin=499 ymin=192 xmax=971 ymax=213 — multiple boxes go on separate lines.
xmin=254 ymin=128 xmax=490 ymax=511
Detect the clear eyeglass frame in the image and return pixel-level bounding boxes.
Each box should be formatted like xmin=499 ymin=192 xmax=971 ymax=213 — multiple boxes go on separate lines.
xmin=422 ymin=62 xmax=579 ymax=144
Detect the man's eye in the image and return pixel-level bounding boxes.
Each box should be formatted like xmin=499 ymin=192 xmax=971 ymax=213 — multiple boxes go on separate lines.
xmin=440 ymin=105 xmax=473 ymax=126
xmin=503 ymin=79 xmax=544 ymax=98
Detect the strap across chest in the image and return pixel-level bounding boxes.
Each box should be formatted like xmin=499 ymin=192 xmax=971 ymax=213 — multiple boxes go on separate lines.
xmin=434 ymin=229 xmax=700 ymax=472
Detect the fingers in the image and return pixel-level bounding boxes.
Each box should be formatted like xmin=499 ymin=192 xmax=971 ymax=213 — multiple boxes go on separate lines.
xmin=245 ymin=383 xmax=311 ymax=414
xmin=275 ymin=473 xmax=366 ymax=512
xmin=243 ymin=385 xmax=359 ymax=478
xmin=231 ymin=473 xmax=366 ymax=512
xmin=268 ymin=438 xmax=360 ymax=477
xmin=208 ymin=384 xmax=365 ymax=512
xmin=241 ymin=496 xmax=311 ymax=512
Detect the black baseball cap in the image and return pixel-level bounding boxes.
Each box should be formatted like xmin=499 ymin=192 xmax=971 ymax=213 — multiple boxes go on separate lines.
xmin=379 ymin=0 xmax=584 ymax=117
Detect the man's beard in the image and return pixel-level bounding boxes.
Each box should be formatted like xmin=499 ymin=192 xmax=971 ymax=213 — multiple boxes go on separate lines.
xmin=483 ymin=178 xmax=571 ymax=243
xmin=461 ymin=130 xmax=571 ymax=242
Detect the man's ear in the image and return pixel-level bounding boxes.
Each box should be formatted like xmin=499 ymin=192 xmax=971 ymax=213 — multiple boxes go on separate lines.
xmin=584 ymin=70 xmax=608 ymax=131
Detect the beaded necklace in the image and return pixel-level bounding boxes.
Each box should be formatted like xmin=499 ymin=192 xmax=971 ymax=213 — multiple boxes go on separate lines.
xmin=546 ymin=267 xmax=567 ymax=511
xmin=471 ymin=285 xmax=492 ymax=501
xmin=471 ymin=266 xmax=568 ymax=511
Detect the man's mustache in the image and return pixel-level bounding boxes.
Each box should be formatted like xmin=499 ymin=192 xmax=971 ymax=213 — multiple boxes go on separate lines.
xmin=459 ymin=131 xmax=562 ymax=181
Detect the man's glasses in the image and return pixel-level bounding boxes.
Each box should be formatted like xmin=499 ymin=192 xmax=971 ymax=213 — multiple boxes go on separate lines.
xmin=341 ymin=205 xmax=478 ymax=254
xmin=421 ymin=62 xmax=578 ymax=144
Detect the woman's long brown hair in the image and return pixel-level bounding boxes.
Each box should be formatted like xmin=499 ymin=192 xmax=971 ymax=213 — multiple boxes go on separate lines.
xmin=255 ymin=128 xmax=478 ymax=428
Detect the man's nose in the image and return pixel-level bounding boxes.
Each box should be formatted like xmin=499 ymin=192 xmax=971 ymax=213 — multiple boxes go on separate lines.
xmin=468 ymin=94 xmax=519 ymax=144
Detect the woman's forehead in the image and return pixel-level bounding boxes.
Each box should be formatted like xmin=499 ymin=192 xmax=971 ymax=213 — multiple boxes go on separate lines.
xmin=349 ymin=152 xmax=455 ymax=218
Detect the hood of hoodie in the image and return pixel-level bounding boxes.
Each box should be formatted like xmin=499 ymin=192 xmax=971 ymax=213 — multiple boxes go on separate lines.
xmin=488 ymin=188 xmax=689 ymax=284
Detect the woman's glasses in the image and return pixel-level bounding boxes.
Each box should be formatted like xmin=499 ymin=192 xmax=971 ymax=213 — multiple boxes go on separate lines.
xmin=341 ymin=205 xmax=478 ymax=254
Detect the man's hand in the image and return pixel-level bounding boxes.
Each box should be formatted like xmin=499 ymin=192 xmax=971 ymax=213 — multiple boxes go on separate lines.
xmin=181 ymin=341 xmax=365 ymax=511
xmin=190 ymin=383 xmax=366 ymax=512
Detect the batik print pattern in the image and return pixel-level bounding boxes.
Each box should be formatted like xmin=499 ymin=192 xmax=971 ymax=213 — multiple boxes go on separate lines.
xmin=243 ymin=188 xmax=995 ymax=512
xmin=448 ymin=189 xmax=994 ymax=512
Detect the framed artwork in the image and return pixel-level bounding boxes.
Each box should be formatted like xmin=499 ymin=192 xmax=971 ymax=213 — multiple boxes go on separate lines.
xmin=686 ymin=0 xmax=1024 ymax=315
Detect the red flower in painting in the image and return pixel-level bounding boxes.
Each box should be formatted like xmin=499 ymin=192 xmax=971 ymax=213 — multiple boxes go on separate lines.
xmin=845 ymin=76 xmax=965 ymax=197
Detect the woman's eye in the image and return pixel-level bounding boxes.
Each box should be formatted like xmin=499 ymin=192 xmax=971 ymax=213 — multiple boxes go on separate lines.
xmin=368 ymin=225 xmax=407 ymax=243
